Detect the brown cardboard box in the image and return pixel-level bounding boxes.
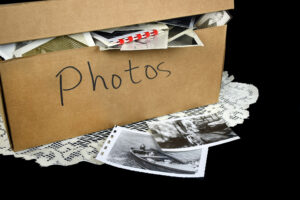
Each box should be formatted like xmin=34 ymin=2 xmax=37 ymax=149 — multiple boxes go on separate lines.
xmin=0 ymin=0 xmax=234 ymax=151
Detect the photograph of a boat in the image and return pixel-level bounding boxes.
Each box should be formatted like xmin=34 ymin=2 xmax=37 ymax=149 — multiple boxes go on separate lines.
xmin=130 ymin=145 xmax=197 ymax=174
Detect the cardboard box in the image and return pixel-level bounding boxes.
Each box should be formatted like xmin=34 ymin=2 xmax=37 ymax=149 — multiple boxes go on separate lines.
xmin=0 ymin=0 xmax=234 ymax=151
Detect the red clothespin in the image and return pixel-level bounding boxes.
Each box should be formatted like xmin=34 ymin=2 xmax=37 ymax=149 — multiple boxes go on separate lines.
xmin=127 ymin=36 xmax=133 ymax=42
xmin=136 ymin=34 xmax=142 ymax=40
xmin=144 ymin=32 xmax=151 ymax=38
xmin=152 ymin=29 xmax=158 ymax=36
xmin=117 ymin=29 xmax=160 ymax=45
xmin=118 ymin=39 xmax=125 ymax=45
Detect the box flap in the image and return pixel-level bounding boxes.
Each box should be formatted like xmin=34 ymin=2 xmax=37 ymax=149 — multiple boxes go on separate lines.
xmin=0 ymin=0 xmax=234 ymax=44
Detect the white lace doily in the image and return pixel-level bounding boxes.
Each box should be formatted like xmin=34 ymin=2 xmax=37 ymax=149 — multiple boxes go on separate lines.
xmin=0 ymin=71 xmax=259 ymax=167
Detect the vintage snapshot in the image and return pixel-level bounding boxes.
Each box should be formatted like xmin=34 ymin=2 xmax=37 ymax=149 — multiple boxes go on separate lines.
xmin=195 ymin=11 xmax=231 ymax=29
xmin=160 ymin=16 xmax=197 ymax=29
xmin=95 ymin=40 xmax=121 ymax=51
xmin=13 ymin=32 xmax=94 ymax=58
xmin=92 ymin=23 xmax=169 ymax=48
xmin=168 ymin=27 xmax=204 ymax=48
xmin=120 ymin=30 xmax=169 ymax=51
xmin=96 ymin=127 xmax=208 ymax=178
xmin=147 ymin=114 xmax=239 ymax=151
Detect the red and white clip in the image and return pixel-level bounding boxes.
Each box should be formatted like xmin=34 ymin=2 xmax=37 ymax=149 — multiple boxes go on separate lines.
xmin=116 ymin=29 xmax=159 ymax=45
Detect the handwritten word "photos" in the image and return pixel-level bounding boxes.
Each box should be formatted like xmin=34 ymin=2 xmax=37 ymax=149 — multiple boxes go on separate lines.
xmin=55 ymin=60 xmax=172 ymax=106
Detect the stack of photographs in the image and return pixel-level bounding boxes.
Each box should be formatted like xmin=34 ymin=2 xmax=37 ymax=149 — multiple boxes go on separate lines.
xmin=96 ymin=114 xmax=239 ymax=178
xmin=0 ymin=11 xmax=231 ymax=60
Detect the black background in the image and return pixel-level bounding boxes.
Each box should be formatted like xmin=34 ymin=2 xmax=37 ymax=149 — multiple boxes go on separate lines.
xmin=0 ymin=0 xmax=285 ymax=194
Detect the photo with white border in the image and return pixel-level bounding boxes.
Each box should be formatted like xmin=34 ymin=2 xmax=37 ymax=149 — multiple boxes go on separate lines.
xmin=96 ymin=127 xmax=208 ymax=178
xmin=147 ymin=114 xmax=239 ymax=151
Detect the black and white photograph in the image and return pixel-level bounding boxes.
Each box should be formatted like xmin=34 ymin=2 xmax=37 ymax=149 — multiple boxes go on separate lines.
xmin=147 ymin=114 xmax=239 ymax=151
xmin=96 ymin=127 xmax=208 ymax=178
xmin=160 ymin=16 xmax=197 ymax=29
xmin=195 ymin=11 xmax=231 ymax=29
xmin=168 ymin=27 xmax=204 ymax=48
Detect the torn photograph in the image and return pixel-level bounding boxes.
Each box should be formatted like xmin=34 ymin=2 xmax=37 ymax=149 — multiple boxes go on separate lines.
xmin=147 ymin=114 xmax=239 ymax=151
xmin=96 ymin=127 xmax=208 ymax=178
